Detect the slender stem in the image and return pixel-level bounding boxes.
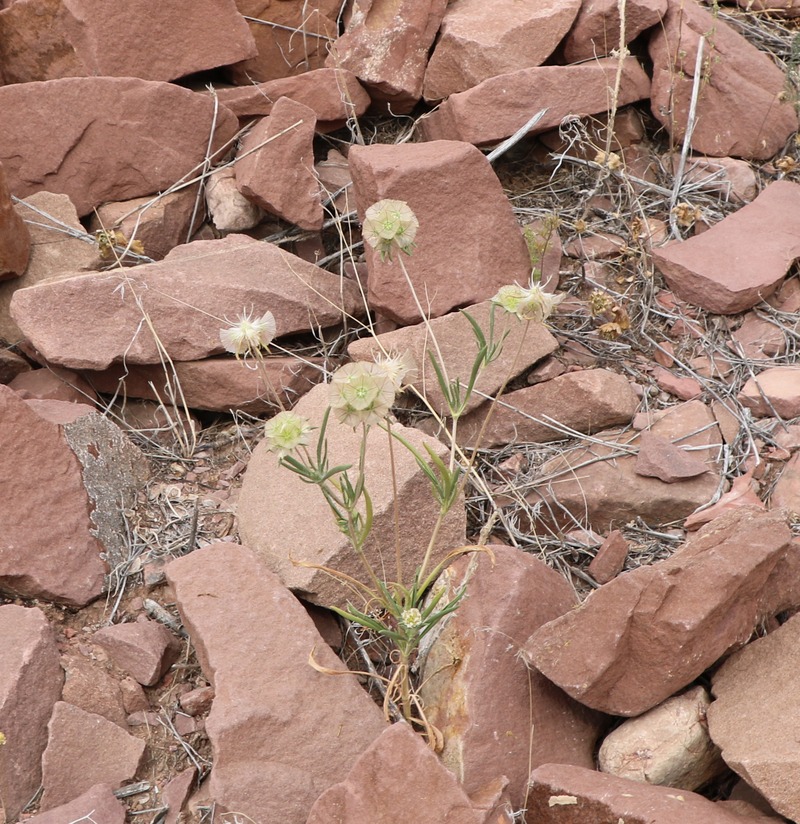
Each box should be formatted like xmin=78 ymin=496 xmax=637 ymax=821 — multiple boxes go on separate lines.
xmin=385 ymin=420 xmax=404 ymax=588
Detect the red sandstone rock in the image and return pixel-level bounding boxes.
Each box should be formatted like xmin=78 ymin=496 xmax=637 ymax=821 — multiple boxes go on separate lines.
xmin=0 ymin=0 xmax=255 ymax=83
xmin=0 ymin=77 xmax=238 ymax=216
xmin=653 ymin=182 xmax=800 ymax=314
xmin=235 ymin=98 xmax=323 ymax=230
xmin=10 ymin=235 xmax=363 ymax=370
xmin=206 ymin=167 xmax=263 ymax=232
xmin=40 ymin=702 xmax=146 ymax=810
xmin=61 ymin=653 xmax=128 ymax=727
xmin=730 ymin=313 xmax=786 ymax=360
xmin=348 ymin=141 xmax=531 ymax=324
xmin=588 ymin=529 xmax=630 ymax=584
xmin=227 ymin=0 xmax=339 ymax=84
xmin=653 ymin=366 xmax=703 ymax=400
xmin=681 ymin=156 xmax=759 ymax=203
xmin=0 ymin=349 xmax=31 ymax=383
xmin=684 ymin=471 xmax=765 ymax=531
xmin=326 ymin=0 xmax=447 ymax=112
xmin=708 ymin=611 xmax=800 ymax=820
xmin=179 ymin=686 xmax=215 ymax=717
xmin=165 ymin=543 xmax=388 ymax=823
xmin=83 ymin=356 xmax=322 ymax=415
xmin=419 ymin=546 xmax=605 ymax=809
xmin=635 ymin=431 xmax=709 ymax=482
xmin=0 ymin=161 xmax=30 ymax=279
xmin=526 ymin=763 xmax=769 ymax=823
xmin=0 ymin=605 xmax=63 ymax=822
xmin=237 ymin=382 xmax=466 ymax=607
xmin=523 ymin=508 xmax=792 ymax=716
xmin=649 ymin=0 xmax=798 ymax=159
xmin=348 ymin=300 xmax=558 ymax=416
xmin=423 ymin=0 xmax=581 ymax=101
xmin=214 ymin=68 xmax=371 ymax=125
xmin=306 ymin=722 xmax=489 ymax=823
xmin=163 ymin=767 xmax=197 ymax=824
xmin=418 ymin=57 xmax=651 ymax=146
xmin=770 ymin=452 xmax=800 ymax=514
xmin=93 ymin=619 xmax=181 ymax=687
xmin=23 ymin=784 xmax=125 ymax=824
xmin=1 ymin=192 xmax=98 ymax=344
xmin=598 ymin=686 xmax=725 ymax=790
xmin=457 ymin=368 xmax=639 ymax=449
xmin=739 ymin=366 xmax=800 ymax=418
xmin=563 ymin=0 xmax=667 ymax=62
xmin=10 ymin=366 xmax=97 ymax=405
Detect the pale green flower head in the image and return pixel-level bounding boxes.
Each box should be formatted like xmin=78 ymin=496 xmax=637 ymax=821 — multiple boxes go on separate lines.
xmin=491 ymin=283 xmax=565 ymax=323
xmin=362 ymin=199 xmax=419 ymax=262
xmin=400 ymin=607 xmax=423 ymax=629
xmin=374 ymin=350 xmax=417 ymax=390
xmin=329 ymin=361 xmax=397 ymax=428
xmin=264 ymin=411 xmax=312 ymax=458
xmin=220 ymin=310 xmax=276 ymax=358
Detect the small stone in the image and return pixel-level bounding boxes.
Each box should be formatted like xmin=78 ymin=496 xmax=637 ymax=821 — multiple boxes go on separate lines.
xmin=179 ymin=686 xmax=215 ymax=717
xmin=588 ymin=530 xmax=630 ymax=584
xmin=22 ymin=784 xmax=125 ymax=824
xmin=635 ymin=432 xmax=709 ymax=483
xmin=93 ymin=619 xmax=181 ymax=687
xmin=163 ymin=767 xmax=197 ymax=824
xmin=739 ymin=366 xmax=800 ymax=419
xmin=205 ymin=167 xmax=263 ymax=233
xmin=653 ymin=366 xmax=703 ymax=400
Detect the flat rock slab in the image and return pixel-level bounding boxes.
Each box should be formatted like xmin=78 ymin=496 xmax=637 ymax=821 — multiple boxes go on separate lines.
xmin=527 ymin=763 xmax=773 ymax=824
xmin=457 ymin=368 xmax=639 ymax=448
xmin=649 ymin=0 xmax=798 ymax=159
xmin=40 ymin=702 xmax=146 ymax=810
xmin=165 ymin=543 xmax=388 ymax=824
xmin=0 ymin=77 xmax=238 ymax=217
xmin=10 ymin=234 xmax=363 ymax=370
xmin=423 ymin=0 xmax=581 ymax=100
xmin=348 ymin=300 xmax=558 ymax=417
xmin=635 ymin=431 xmax=709 ymax=482
xmin=0 ymin=605 xmax=63 ymax=822
xmin=419 ymin=57 xmax=650 ymax=146
xmin=237 ymin=382 xmax=466 ymax=608
xmin=522 ymin=508 xmax=792 ymax=716
xmin=738 ymin=365 xmax=800 ymax=418
xmin=419 ymin=546 xmax=605 ymax=809
xmin=0 ymin=0 xmax=255 ymax=83
xmin=93 ymin=619 xmax=181 ymax=687
xmin=652 ymin=181 xmax=800 ymax=314
xmin=23 ymin=784 xmax=125 ymax=824
xmin=307 ymin=722 xmax=489 ymax=824
xmin=708 ymin=611 xmax=800 ymax=820
xmin=348 ymin=141 xmax=531 ymax=324
xmin=82 ymin=357 xmax=322 ymax=415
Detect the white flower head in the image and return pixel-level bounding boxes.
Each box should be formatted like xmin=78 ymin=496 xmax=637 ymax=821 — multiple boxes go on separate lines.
xmin=400 ymin=607 xmax=423 ymax=630
xmin=491 ymin=283 xmax=565 ymax=323
xmin=362 ymin=199 xmax=419 ymax=262
xmin=373 ymin=350 xmax=417 ymax=390
xmin=329 ymin=361 xmax=397 ymax=428
xmin=264 ymin=411 xmax=312 ymax=458
xmin=220 ymin=310 xmax=276 ymax=358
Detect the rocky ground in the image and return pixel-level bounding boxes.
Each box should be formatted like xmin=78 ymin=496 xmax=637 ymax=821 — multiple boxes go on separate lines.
xmin=2 ymin=1 xmax=800 ymax=823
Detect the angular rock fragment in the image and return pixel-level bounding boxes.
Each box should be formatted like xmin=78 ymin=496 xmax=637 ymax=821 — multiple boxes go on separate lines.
xmin=165 ymin=543 xmax=387 ymax=823
xmin=423 ymin=0 xmax=581 ymax=100
xmin=348 ymin=141 xmax=531 ymax=324
xmin=649 ymin=0 xmax=798 ymax=159
xmin=635 ymin=431 xmax=709 ymax=482
xmin=11 ymin=235 xmax=363 ymax=370
xmin=0 ymin=161 xmax=30 ymax=279
xmin=206 ymin=167 xmax=263 ymax=232
xmin=326 ymin=0 xmax=447 ymax=111
xmin=0 ymin=0 xmax=256 ymax=83
xmin=0 ymin=77 xmax=238 ymax=216
xmin=237 ymin=382 xmax=466 ymax=607
xmin=22 ymin=784 xmax=125 ymax=824
xmin=652 ymin=182 xmax=800 ymax=314
xmin=587 ymin=530 xmax=630 ymax=584
xmin=418 ymin=546 xmax=605 ymax=809
xmin=40 ymin=702 xmax=146 ymax=810
xmin=522 ymin=508 xmax=792 ymax=716
xmin=93 ymin=619 xmax=181 ymax=687
xmin=419 ymin=57 xmax=651 ymax=146
xmin=348 ymin=300 xmax=558 ymax=416
xmin=0 ymin=605 xmax=64 ymax=822
xmin=738 ymin=366 xmax=800 ymax=419
xmin=708 ymin=611 xmax=800 ymax=821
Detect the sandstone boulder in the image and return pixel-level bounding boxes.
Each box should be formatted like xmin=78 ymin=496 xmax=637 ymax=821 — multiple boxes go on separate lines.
xmin=237 ymin=381 xmax=466 ymax=607
xmin=326 ymin=0 xmax=447 ymax=111
xmin=348 ymin=300 xmax=558 ymax=417
xmin=652 ymin=181 xmax=800 ymax=314
xmin=418 ymin=546 xmax=605 ymax=809
xmin=708 ymin=611 xmax=800 ymax=820
xmin=419 ymin=57 xmax=651 ymax=146
xmin=522 ymin=508 xmax=792 ymax=716
xmin=10 ymin=234 xmax=363 ymax=370
xmin=423 ymin=0 xmax=581 ymax=101
xmin=0 ymin=605 xmax=63 ymax=822
xmin=165 ymin=543 xmax=388 ymax=823
xmin=235 ymin=98 xmax=323 ymax=230
xmin=348 ymin=141 xmax=531 ymax=324
xmin=649 ymin=0 xmax=798 ymax=158
xmin=0 ymin=0 xmax=255 ymax=83
xmin=0 ymin=77 xmax=239 ymax=216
